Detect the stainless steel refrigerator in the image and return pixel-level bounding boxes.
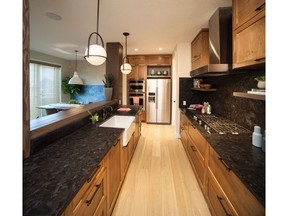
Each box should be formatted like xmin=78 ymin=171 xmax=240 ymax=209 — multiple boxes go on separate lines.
xmin=146 ymin=78 xmax=171 ymax=124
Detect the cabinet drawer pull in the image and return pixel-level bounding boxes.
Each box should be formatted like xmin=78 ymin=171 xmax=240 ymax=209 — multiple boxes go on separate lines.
xmin=86 ymin=183 xmax=101 ymax=206
xmin=113 ymin=139 xmax=120 ymax=146
xmin=254 ymin=3 xmax=265 ymax=12
xmin=217 ymin=195 xmax=232 ymax=216
xmin=218 ymin=157 xmax=231 ymax=171
xmin=254 ymin=57 xmax=265 ymax=62
xmin=87 ymin=164 xmax=101 ymax=183
xmin=190 ymin=145 xmax=197 ymax=152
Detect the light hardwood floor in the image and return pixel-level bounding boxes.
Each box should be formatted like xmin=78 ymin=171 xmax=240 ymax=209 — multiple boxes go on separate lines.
xmin=112 ymin=123 xmax=211 ymax=216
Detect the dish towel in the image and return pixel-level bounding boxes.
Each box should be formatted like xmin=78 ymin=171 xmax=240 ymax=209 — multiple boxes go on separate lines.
xmin=133 ymin=97 xmax=140 ymax=104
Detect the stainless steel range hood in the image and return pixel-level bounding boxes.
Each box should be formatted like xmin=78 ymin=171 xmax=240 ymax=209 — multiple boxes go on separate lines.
xmin=190 ymin=7 xmax=232 ymax=77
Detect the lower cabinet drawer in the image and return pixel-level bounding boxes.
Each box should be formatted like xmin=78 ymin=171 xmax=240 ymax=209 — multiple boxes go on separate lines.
xmin=209 ymin=147 xmax=264 ymax=215
xmin=73 ymin=167 xmax=106 ymax=216
xmin=187 ymin=141 xmax=205 ymax=189
xmin=207 ymin=172 xmax=237 ymax=216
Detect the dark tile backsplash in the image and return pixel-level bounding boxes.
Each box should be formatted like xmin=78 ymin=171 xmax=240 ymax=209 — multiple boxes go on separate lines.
xmin=179 ymin=69 xmax=265 ymax=131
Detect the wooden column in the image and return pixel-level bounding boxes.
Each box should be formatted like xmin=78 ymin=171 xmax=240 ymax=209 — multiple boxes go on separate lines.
xmin=106 ymin=42 xmax=123 ymax=102
xmin=23 ymin=0 xmax=30 ymax=158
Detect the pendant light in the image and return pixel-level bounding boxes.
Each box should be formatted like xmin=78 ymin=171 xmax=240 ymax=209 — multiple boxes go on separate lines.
xmin=84 ymin=0 xmax=107 ymax=65
xmin=120 ymin=32 xmax=132 ymax=74
xmin=69 ymin=50 xmax=83 ymax=85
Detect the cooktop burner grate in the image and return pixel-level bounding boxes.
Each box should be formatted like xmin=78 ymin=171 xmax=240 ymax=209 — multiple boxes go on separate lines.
xmin=196 ymin=114 xmax=251 ymax=135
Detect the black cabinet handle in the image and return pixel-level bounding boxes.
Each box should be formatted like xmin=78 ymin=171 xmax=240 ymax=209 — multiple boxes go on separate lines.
xmin=86 ymin=183 xmax=101 ymax=206
xmin=217 ymin=195 xmax=232 ymax=216
xmin=254 ymin=3 xmax=265 ymax=12
xmin=218 ymin=157 xmax=231 ymax=171
xmin=113 ymin=139 xmax=120 ymax=146
xmin=87 ymin=164 xmax=101 ymax=183
xmin=254 ymin=57 xmax=265 ymax=62
xmin=190 ymin=145 xmax=197 ymax=152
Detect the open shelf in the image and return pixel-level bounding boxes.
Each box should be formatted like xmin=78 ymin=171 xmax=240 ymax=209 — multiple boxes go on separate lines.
xmin=233 ymin=92 xmax=265 ymax=101
xmin=191 ymin=88 xmax=217 ymax=92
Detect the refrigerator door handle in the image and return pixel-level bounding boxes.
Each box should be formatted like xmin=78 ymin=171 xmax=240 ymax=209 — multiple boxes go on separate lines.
xmin=156 ymin=86 xmax=158 ymax=109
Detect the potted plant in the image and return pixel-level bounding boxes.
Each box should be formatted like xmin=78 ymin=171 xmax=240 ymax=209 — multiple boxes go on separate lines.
xmin=254 ymin=75 xmax=265 ymax=89
xmin=62 ymin=76 xmax=81 ymax=95
xmin=102 ymin=73 xmax=114 ymax=100
xmin=88 ymin=111 xmax=99 ymax=124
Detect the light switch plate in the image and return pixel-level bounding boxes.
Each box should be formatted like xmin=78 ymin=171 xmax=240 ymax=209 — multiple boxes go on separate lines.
xmin=183 ymin=100 xmax=186 ymax=106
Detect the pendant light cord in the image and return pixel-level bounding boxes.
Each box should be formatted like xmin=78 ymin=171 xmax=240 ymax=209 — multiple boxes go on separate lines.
xmin=96 ymin=0 xmax=100 ymax=44
xmin=75 ymin=50 xmax=78 ymax=71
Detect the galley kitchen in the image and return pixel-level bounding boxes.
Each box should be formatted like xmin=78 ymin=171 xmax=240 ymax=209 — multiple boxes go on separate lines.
xmin=21 ymin=0 xmax=266 ymax=215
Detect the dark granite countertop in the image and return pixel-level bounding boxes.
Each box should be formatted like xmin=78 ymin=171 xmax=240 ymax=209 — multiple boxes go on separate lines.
xmin=181 ymin=108 xmax=265 ymax=206
xmin=23 ymin=105 xmax=141 ymax=216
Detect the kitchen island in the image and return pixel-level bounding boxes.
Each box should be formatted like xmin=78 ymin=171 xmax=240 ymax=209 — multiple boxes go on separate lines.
xmin=24 ymin=104 xmax=142 ymax=216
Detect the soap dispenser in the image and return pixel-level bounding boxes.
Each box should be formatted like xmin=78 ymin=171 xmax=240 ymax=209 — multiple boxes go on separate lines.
xmin=252 ymin=126 xmax=262 ymax=148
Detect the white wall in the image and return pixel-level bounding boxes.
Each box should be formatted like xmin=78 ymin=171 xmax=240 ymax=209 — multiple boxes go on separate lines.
xmin=172 ymin=43 xmax=191 ymax=138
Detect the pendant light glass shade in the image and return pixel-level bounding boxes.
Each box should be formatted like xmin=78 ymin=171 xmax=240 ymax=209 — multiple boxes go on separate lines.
xmin=120 ymin=63 xmax=132 ymax=74
xmin=84 ymin=0 xmax=107 ymax=66
xmin=85 ymin=43 xmax=107 ymax=65
xmin=69 ymin=50 xmax=83 ymax=85
xmin=120 ymin=32 xmax=132 ymax=74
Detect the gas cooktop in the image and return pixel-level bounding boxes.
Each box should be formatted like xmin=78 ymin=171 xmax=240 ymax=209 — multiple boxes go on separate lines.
xmin=193 ymin=114 xmax=251 ymax=135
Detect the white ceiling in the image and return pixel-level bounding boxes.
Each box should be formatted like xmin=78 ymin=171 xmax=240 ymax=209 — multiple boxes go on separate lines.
xmin=30 ymin=0 xmax=232 ymax=60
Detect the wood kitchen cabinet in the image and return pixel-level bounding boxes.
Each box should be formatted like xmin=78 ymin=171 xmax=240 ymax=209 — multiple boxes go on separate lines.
xmin=232 ymin=0 xmax=265 ymax=69
xmin=61 ymin=160 xmax=107 ymax=216
xmin=207 ymin=146 xmax=264 ymax=215
xmin=146 ymin=55 xmax=172 ymax=65
xmin=107 ymin=138 xmax=122 ymax=216
xmin=191 ymin=29 xmax=209 ymax=70
xmin=180 ymin=111 xmax=208 ymax=191
xmin=180 ymin=112 xmax=188 ymax=152
xmin=186 ymin=121 xmax=208 ymax=191
xmin=127 ymin=64 xmax=146 ymax=81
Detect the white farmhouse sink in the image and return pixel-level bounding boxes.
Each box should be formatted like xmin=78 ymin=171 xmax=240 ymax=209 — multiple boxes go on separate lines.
xmin=99 ymin=115 xmax=135 ymax=147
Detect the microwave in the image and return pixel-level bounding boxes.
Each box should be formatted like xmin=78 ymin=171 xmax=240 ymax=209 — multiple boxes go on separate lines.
xmin=129 ymin=80 xmax=145 ymax=92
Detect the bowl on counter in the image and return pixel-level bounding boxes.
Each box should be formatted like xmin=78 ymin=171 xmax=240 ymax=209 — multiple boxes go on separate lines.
xmin=200 ymin=84 xmax=212 ymax=89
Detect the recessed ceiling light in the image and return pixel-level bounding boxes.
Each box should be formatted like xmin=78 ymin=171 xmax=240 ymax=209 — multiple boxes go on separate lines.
xmin=158 ymin=47 xmax=163 ymax=51
xmin=46 ymin=12 xmax=62 ymax=21
xmin=134 ymin=48 xmax=138 ymax=52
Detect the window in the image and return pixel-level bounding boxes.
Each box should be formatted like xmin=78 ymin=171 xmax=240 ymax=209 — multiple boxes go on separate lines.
xmin=29 ymin=62 xmax=61 ymax=120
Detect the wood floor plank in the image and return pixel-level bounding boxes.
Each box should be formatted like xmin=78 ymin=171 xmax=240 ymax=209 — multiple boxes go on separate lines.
xmin=112 ymin=124 xmax=211 ymax=216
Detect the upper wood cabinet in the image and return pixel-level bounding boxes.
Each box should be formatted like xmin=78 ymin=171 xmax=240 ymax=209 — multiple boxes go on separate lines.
xmin=127 ymin=64 xmax=146 ymax=81
xmin=128 ymin=55 xmax=146 ymax=65
xmin=233 ymin=0 xmax=265 ymax=30
xmin=146 ymin=55 xmax=172 ymax=66
xmin=191 ymin=29 xmax=209 ymax=70
xmin=232 ymin=0 xmax=265 ymax=69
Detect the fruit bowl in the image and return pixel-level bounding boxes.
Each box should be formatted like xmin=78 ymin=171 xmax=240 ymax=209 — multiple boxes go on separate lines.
xmin=200 ymin=84 xmax=212 ymax=89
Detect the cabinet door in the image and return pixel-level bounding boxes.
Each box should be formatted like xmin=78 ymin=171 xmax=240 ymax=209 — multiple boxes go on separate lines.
xmin=233 ymin=0 xmax=265 ymax=30
xmin=128 ymin=55 xmax=146 ymax=65
xmin=127 ymin=65 xmax=137 ymax=81
xmin=233 ymin=10 xmax=265 ymax=69
xmin=191 ymin=29 xmax=209 ymax=70
xmin=107 ymin=138 xmax=121 ymax=215
xmin=147 ymin=55 xmax=172 ymax=65
xmin=137 ymin=65 xmax=146 ymax=80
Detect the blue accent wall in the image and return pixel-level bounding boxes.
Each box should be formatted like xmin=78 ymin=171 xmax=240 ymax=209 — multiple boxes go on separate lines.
xmin=72 ymin=85 xmax=105 ymax=104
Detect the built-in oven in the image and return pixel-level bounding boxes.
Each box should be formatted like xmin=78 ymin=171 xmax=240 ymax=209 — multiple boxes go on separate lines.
xmin=128 ymin=93 xmax=145 ymax=111
xmin=129 ymin=80 xmax=145 ymax=92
